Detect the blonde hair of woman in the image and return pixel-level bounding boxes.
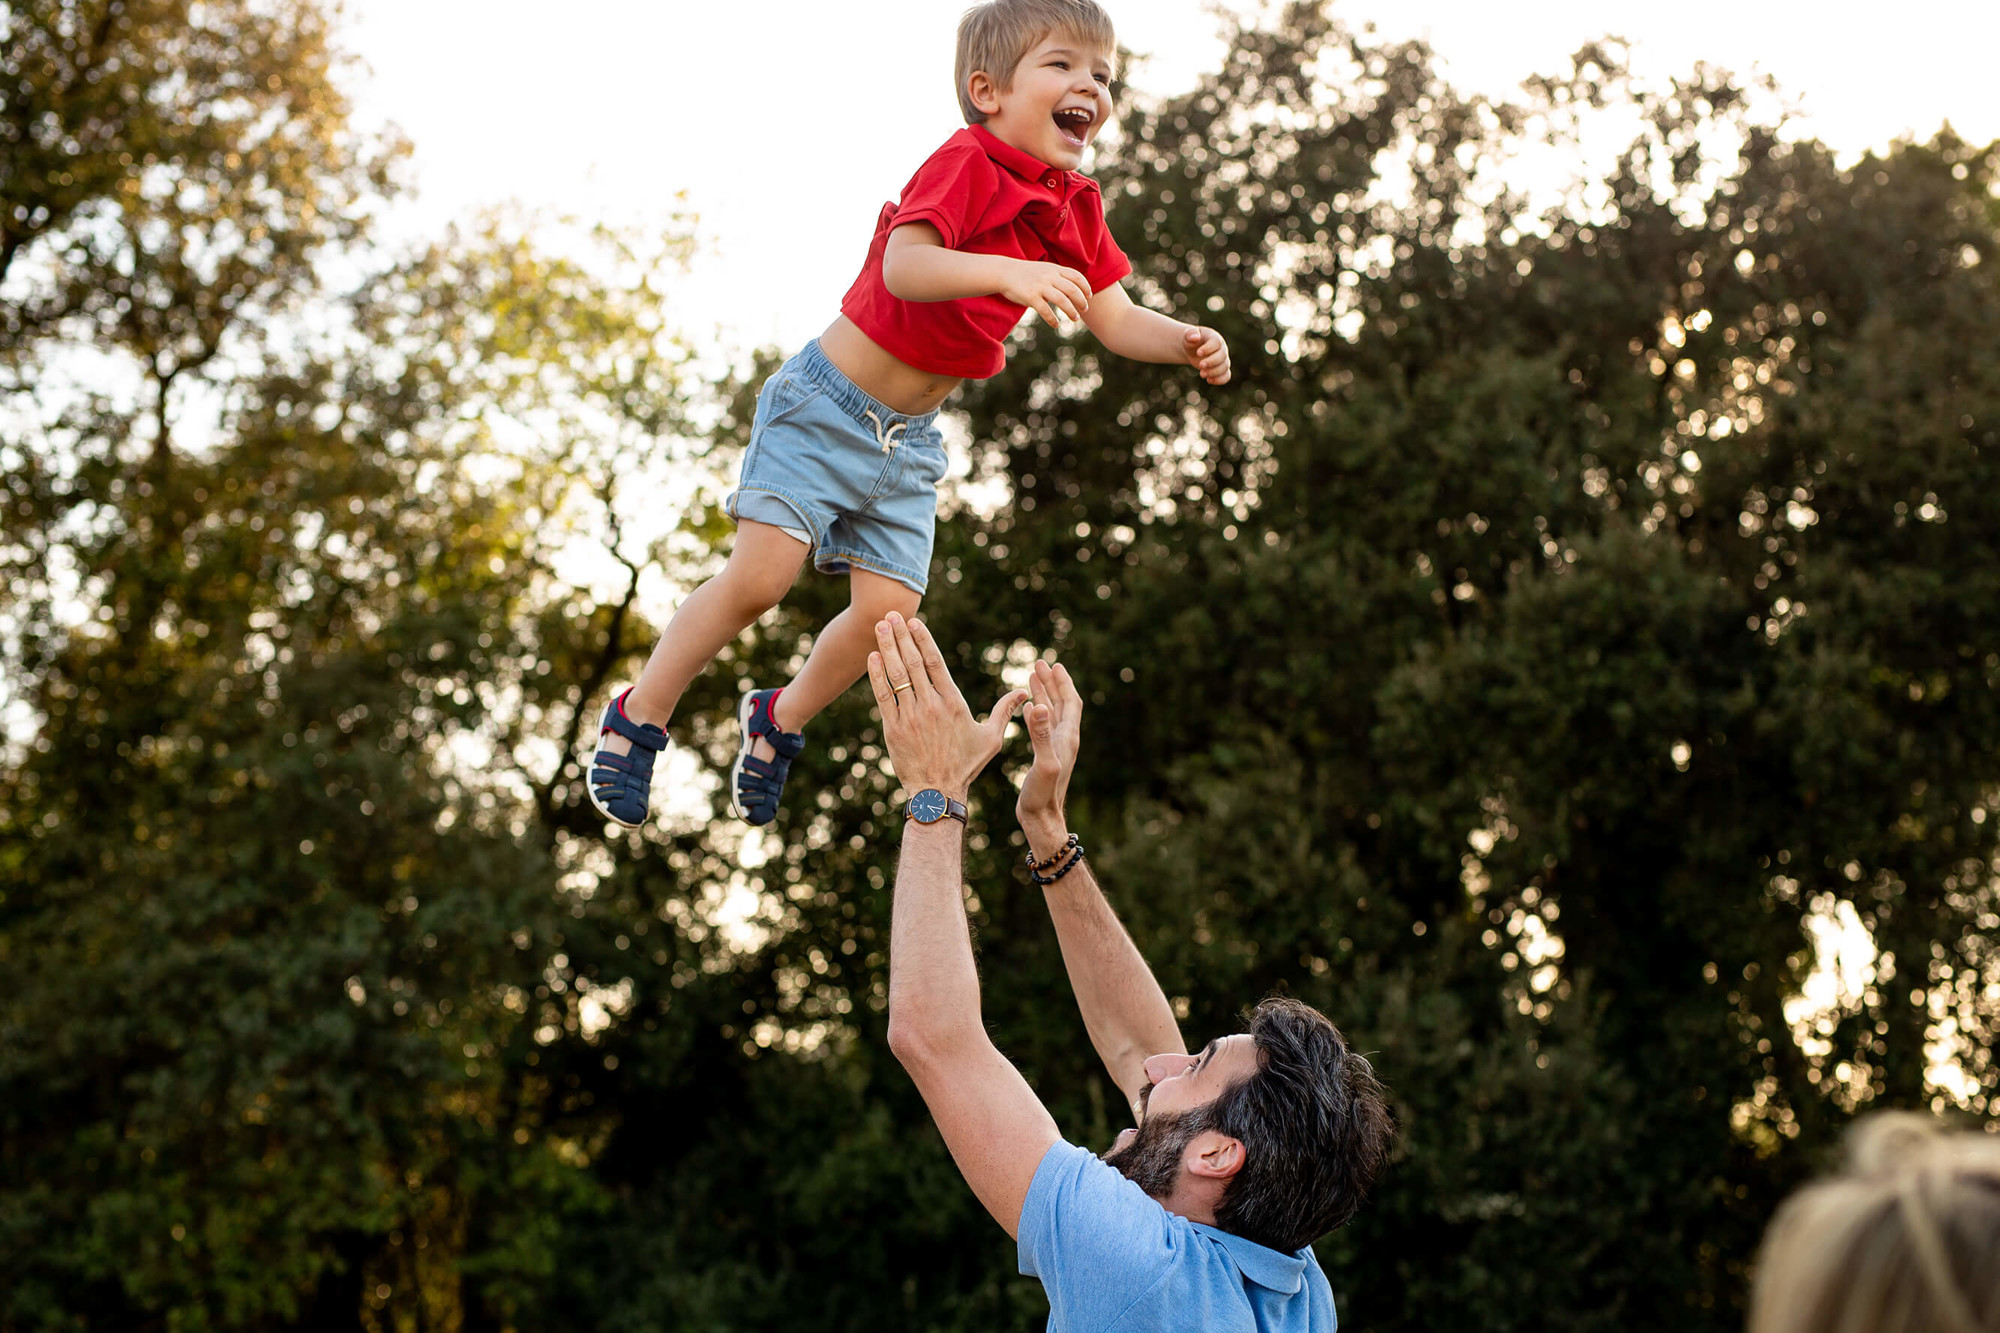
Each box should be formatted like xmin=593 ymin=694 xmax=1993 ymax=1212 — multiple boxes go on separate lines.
xmin=1750 ymin=1112 xmax=2000 ymax=1333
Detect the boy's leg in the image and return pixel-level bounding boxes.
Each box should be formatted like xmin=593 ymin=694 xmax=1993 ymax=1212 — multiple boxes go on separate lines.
xmin=599 ymin=520 xmax=809 ymax=760
xmin=751 ymin=567 xmax=922 ymax=761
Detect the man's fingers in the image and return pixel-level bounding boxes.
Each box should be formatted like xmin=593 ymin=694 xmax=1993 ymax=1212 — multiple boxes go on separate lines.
xmin=908 ymin=617 xmax=956 ymax=699
xmin=874 ymin=616 xmax=916 ymax=694
xmin=1053 ymin=662 xmax=1082 ymax=715
xmin=886 ymin=613 xmax=934 ymax=700
xmin=864 ymin=644 xmax=888 ymax=700
xmin=983 ymin=688 xmax=1029 ymax=742
xmin=866 ymin=649 xmax=896 ymax=712
xmin=1031 ymin=659 xmax=1079 ymax=737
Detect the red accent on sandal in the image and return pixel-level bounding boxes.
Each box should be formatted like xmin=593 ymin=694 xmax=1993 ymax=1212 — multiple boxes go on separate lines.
xmin=604 ymin=687 xmax=634 ymax=735
xmin=766 ymin=687 xmax=786 ymax=732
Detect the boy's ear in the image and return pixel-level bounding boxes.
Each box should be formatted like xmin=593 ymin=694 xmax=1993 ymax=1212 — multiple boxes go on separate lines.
xmin=965 ymin=69 xmax=1003 ymax=117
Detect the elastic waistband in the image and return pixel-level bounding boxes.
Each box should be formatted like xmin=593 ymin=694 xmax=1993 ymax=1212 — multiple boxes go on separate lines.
xmin=795 ymin=340 xmax=941 ymax=436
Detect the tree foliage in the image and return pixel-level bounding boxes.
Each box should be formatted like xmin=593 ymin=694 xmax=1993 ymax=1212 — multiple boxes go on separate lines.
xmin=3 ymin=2 xmax=1997 ymax=1330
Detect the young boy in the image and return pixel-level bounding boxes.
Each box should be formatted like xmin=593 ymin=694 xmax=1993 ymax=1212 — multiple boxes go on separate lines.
xmin=588 ymin=0 xmax=1231 ymax=829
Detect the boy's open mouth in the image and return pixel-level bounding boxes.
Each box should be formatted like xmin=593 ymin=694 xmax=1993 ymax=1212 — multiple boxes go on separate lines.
xmin=1053 ymin=106 xmax=1094 ymax=147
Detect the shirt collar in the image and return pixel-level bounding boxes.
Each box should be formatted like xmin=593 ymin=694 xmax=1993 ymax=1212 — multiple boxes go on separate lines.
xmin=969 ymin=123 xmax=1071 ymax=187
xmin=1189 ymin=1222 xmax=1309 ymax=1294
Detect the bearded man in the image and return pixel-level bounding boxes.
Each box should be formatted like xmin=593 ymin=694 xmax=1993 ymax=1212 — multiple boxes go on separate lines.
xmin=867 ymin=613 xmax=1394 ymax=1331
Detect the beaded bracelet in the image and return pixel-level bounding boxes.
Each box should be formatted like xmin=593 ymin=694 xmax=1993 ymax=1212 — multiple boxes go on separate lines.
xmin=1024 ymin=832 xmax=1080 ymax=875
xmin=1029 ymin=844 xmax=1087 ymax=886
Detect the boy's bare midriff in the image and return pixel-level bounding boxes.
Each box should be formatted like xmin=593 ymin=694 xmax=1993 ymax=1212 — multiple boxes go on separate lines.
xmin=818 ymin=315 xmax=966 ymax=417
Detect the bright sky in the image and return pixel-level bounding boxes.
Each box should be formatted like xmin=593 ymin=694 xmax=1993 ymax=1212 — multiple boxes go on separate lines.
xmin=342 ymin=0 xmax=2000 ymax=356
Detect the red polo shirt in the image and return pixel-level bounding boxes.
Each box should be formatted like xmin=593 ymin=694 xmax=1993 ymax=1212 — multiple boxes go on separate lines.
xmin=840 ymin=125 xmax=1133 ymax=380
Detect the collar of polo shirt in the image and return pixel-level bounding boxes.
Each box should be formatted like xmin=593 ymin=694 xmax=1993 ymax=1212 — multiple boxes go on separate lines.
xmin=969 ymin=123 xmax=1076 ymax=195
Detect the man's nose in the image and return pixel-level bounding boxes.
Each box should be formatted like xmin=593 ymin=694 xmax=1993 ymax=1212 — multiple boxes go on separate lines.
xmin=1143 ymin=1052 xmax=1196 ymax=1082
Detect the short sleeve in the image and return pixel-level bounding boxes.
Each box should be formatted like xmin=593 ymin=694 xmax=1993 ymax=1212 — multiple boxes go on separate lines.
xmin=1074 ymin=190 xmax=1132 ymax=293
xmin=1018 ymin=1141 xmax=1181 ymax=1332
xmin=889 ymin=138 xmax=999 ymax=250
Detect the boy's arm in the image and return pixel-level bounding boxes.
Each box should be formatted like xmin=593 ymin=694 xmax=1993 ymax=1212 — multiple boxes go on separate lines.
xmin=1017 ymin=661 xmax=1186 ymax=1121
xmin=883 ymin=223 xmax=1092 ymax=327
xmin=1081 ymin=282 xmax=1232 ymax=385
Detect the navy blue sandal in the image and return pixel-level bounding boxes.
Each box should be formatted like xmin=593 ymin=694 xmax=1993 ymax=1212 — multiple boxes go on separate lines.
xmin=588 ymin=688 xmax=667 ymax=828
xmin=730 ymin=688 xmax=805 ymax=826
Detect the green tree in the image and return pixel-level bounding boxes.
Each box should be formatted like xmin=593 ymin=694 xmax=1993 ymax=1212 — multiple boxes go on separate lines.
xmin=6 ymin=2 xmax=1998 ymax=1330
xmin=0 ymin=0 xmax=397 ymax=379
xmin=0 ymin=208 xmax=688 ymax=1324
xmin=938 ymin=7 xmax=2000 ymax=1327
xmin=0 ymin=3 xmax=714 ymax=1318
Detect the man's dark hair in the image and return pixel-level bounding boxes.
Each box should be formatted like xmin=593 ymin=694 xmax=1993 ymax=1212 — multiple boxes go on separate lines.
xmin=1206 ymin=996 xmax=1393 ymax=1253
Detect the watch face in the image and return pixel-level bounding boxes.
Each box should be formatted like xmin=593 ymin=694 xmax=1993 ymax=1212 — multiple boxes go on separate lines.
xmin=909 ymin=789 xmax=948 ymax=823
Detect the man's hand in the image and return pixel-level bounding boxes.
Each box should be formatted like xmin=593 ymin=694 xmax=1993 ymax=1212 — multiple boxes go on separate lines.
xmin=868 ymin=612 xmax=1027 ymax=802
xmin=1182 ymin=325 xmax=1231 ymax=384
xmin=1000 ymin=259 xmax=1092 ymax=328
xmin=1016 ymin=659 xmax=1082 ymax=859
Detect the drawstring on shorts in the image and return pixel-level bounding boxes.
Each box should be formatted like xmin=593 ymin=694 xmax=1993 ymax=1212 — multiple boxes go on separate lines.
xmin=864 ymin=408 xmax=907 ymax=455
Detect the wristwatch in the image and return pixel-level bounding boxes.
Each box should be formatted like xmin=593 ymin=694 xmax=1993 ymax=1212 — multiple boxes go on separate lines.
xmin=906 ymin=788 xmax=969 ymax=826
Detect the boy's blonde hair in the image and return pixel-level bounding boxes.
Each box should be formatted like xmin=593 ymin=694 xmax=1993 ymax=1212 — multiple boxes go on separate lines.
xmin=954 ymin=0 xmax=1118 ymax=126
xmin=1749 ymin=1113 xmax=2000 ymax=1333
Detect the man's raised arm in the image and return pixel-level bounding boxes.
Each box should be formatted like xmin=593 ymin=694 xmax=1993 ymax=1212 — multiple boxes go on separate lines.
xmin=868 ymin=613 xmax=1059 ymax=1240
xmin=1016 ymin=661 xmax=1186 ymax=1122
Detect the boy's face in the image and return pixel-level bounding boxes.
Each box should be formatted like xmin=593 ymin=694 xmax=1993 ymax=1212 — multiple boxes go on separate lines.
xmin=971 ymin=32 xmax=1114 ymax=170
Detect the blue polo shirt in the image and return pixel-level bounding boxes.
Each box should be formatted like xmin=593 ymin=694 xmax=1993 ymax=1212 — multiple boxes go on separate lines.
xmin=1018 ymin=1140 xmax=1338 ymax=1332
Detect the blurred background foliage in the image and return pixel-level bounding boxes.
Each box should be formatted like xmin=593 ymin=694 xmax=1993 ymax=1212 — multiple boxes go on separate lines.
xmin=3 ymin=1 xmax=1998 ymax=1329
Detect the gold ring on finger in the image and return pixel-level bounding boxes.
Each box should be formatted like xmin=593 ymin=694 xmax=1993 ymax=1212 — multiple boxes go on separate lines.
xmin=893 ymin=680 xmax=914 ymax=695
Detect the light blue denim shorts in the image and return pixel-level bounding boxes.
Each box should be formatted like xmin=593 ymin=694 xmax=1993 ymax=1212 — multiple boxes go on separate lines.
xmin=725 ymin=340 xmax=947 ymax=595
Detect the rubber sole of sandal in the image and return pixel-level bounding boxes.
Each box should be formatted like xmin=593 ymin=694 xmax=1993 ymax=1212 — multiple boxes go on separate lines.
xmin=728 ymin=690 xmax=760 ymax=823
xmin=587 ymin=697 xmax=645 ymax=829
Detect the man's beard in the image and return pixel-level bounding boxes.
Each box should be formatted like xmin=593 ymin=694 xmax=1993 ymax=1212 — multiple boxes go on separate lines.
xmin=1102 ymin=1106 xmax=1208 ymax=1199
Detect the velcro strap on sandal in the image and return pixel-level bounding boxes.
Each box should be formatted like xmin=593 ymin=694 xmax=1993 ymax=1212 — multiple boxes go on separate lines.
xmin=592 ymin=751 xmax=645 ymax=777
xmin=600 ymin=695 xmax=667 ymax=751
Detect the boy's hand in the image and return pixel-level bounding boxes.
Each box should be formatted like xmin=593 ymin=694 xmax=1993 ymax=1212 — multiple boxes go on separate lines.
xmin=1183 ymin=325 xmax=1231 ymax=384
xmin=1002 ymin=260 xmax=1092 ymax=328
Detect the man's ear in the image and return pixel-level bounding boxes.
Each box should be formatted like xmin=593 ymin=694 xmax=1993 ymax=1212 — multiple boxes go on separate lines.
xmin=1185 ymin=1131 xmax=1245 ymax=1182
xmin=966 ymin=69 xmax=1003 ymax=117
